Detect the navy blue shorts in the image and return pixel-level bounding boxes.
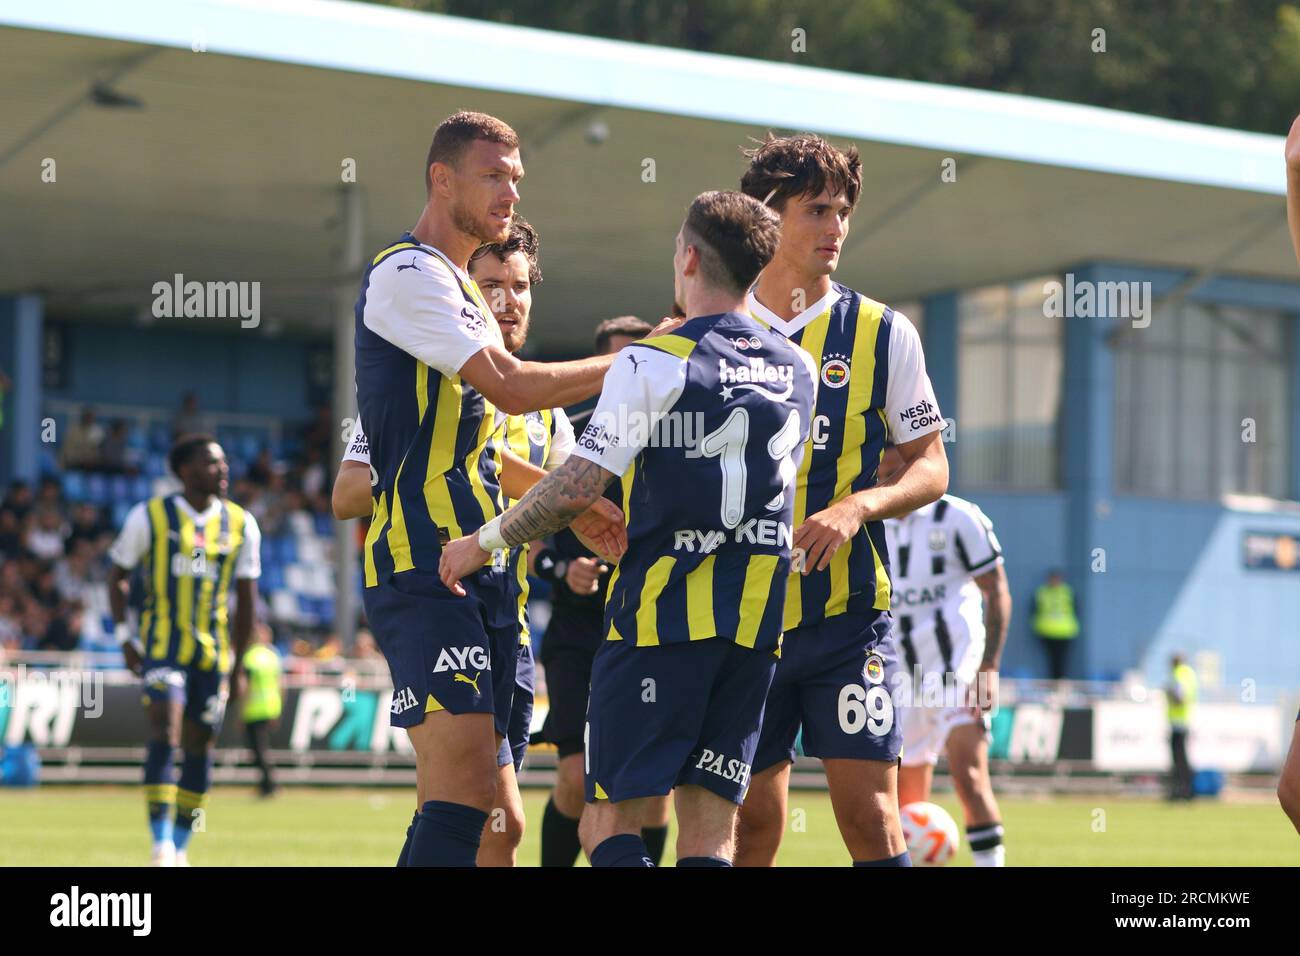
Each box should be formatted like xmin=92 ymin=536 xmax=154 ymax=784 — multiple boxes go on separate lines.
xmin=364 ymin=569 xmax=519 ymax=733
xmin=584 ymin=637 xmax=777 ymax=806
xmin=498 ymin=642 xmax=535 ymax=772
xmin=140 ymin=662 xmax=227 ymax=733
xmin=752 ymin=610 xmax=901 ymax=773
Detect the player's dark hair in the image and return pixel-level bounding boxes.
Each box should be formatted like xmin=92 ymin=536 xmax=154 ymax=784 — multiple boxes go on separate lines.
xmin=682 ymin=190 xmax=781 ymax=295
xmin=594 ymin=315 xmax=653 ymax=354
xmin=425 ymin=111 xmax=519 ymax=194
xmin=739 ymin=132 xmax=862 ymax=213
xmin=169 ymin=433 xmax=216 ymax=477
xmin=470 ymin=215 xmax=542 ymax=284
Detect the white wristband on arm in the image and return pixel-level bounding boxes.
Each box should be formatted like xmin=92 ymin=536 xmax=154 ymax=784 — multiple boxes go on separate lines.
xmin=477 ymin=515 xmax=507 ymax=552
xmin=114 ymin=622 xmax=134 ymax=647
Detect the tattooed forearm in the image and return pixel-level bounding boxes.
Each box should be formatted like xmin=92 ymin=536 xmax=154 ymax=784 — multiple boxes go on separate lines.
xmin=499 ymin=457 xmax=616 ymax=547
xmin=976 ymin=566 xmax=1011 ymax=668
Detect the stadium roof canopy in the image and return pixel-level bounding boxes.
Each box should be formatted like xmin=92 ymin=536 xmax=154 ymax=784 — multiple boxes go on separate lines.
xmin=1 ymin=0 xmax=1295 ymax=350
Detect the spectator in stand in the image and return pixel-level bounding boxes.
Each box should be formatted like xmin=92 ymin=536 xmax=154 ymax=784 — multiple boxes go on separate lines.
xmin=20 ymin=601 xmax=50 ymax=649
xmin=0 ymin=508 xmax=24 ymax=558
xmin=171 ymin=392 xmax=208 ymax=439
xmin=30 ymin=565 xmax=61 ymax=610
xmin=63 ymin=407 xmax=105 ymax=470
xmin=100 ymin=419 xmax=135 ymax=475
xmin=55 ymin=538 xmax=103 ymax=605
xmin=1 ymin=481 xmax=34 ymax=523
xmin=39 ymin=600 xmax=83 ymax=652
xmin=67 ymin=502 xmax=112 ymax=551
xmin=37 ymin=476 xmax=62 ymax=510
xmin=25 ymin=508 xmax=68 ymax=562
xmin=246 ymin=448 xmax=274 ymax=487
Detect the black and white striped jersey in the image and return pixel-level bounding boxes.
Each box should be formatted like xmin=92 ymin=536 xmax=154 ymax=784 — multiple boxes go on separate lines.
xmin=883 ymin=494 xmax=1002 ymax=685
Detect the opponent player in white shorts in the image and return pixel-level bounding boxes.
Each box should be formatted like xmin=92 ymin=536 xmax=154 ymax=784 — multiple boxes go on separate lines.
xmin=881 ymin=444 xmax=1012 ymax=866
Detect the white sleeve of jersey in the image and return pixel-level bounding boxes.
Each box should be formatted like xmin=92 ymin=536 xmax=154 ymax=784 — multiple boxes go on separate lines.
xmin=884 ymin=311 xmax=945 ymax=444
xmin=546 ymin=407 xmax=576 ymax=471
xmin=951 ymin=499 xmax=1003 ymax=573
xmin=107 ymin=502 xmax=151 ymax=570
xmin=362 ymin=253 xmax=497 ymax=378
xmin=342 ymin=416 xmax=370 ymax=465
xmin=793 ymin=339 xmax=820 ymax=411
xmin=235 ymin=510 xmax=263 ymax=580
xmin=569 ymin=345 xmax=688 ymax=478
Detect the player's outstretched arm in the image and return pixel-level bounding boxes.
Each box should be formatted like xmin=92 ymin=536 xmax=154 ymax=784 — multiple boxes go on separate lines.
xmin=230 ymin=579 xmax=258 ymax=701
xmin=500 ymin=447 xmax=626 ymax=556
xmin=460 ymin=345 xmax=615 ymax=415
xmin=331 ymin=461 xmax=372 ymax=520
xmin=793 ymin=430 xmax=948 ymax=573
xmin=1288 ymin=113 xmax=1300 ymax=269
xmin=439 ymin=456 xmax=618 ymax=595
xmin=459 ymin=316 xmax=683 ymax=415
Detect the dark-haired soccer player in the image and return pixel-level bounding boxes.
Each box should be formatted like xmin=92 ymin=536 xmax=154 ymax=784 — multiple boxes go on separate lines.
xmin=108 ymin=435 xmax=261 ymax=866
xmin=338 ymin=217 xmax=577 ymax=865
xmin=533 ymin=314 xmax=678 ymax=867
xmin=441 ymin=190 xmax=817 ymax=866
xmin=353 ymin=111 xmax=640 ymax=867
xmin=733 ymin=133 xmax=949 ymax=867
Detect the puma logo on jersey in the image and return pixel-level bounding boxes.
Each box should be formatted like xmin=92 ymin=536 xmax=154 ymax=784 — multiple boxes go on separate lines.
xmin=627 ymin=353 xmax=645 ymax=373
xmin=454 ymin=671 xmax=482 ymax=695
xmin=396 ymin=257 xmax=421 ymax=272
xmin=433 ymin=646 xmax=490 ymax=673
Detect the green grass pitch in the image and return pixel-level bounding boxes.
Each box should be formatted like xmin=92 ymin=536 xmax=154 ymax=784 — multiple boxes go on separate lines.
xmin=1 ymin=786 xmax=1296 ymax=867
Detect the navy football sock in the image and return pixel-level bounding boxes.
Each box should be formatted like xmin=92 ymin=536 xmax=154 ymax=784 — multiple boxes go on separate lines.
xmin=590 ymin=833 xmax=654 ymax=867
xmin=173 ymin=751 xmax=212 ymax=853
xmin=677 ymin=856 xmax=731 ymax=867
xmin=143 ymin=739 xmax=175 ymax=845
xmin=853 ymin=851 xmax=913 ymax=867
xmin=541 ymin=796 xmax=582 ymax=867
xmin=641 ymin=824 xmax=669 ymax=867
xmin=396 ymin=810 xmax=420 ymax=867
xmin=407 ymin=800 xmax=487 ymax=867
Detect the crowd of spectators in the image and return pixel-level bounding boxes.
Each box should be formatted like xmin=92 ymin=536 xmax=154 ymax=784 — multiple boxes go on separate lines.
xmin=0 ymin=394 xmax=352 ymax=660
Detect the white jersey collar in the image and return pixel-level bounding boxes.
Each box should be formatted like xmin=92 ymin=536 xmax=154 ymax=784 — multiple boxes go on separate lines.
xmin=746 ymin=284 xmax=841 ymax=338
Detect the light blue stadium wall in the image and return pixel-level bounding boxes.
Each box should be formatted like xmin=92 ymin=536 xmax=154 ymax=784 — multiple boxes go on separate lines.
xmin=42 ymin=320 xmax=322 ymax=422
xmin=924 ymin=263 xmax=1300 ymax=690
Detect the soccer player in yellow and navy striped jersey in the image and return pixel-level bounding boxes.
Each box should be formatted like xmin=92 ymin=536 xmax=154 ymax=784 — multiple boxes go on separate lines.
xmin=732 ymin=133 xmax=949 ymax=868
xmin=440 ymin=191 xmax=816 ymax=867
xmin=108 ymin=435 xmax=261 ymax=867
xmin=354 ymin=112 xmax=628 ymax=868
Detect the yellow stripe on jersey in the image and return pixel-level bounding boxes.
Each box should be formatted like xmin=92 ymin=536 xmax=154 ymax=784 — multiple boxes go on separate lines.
xmin=635 ymin=555 xmax=676 ymax=647
xmin=636 ymin=334 xmax=697 ymax=361
xmin=192 ymin=507 xmax=222 ymax=671
xmin=685 ymin=555 xmax=716 ymax=640
xmin=466 ymin=411 xmax=501 ymax=524
xmin=870 ymin=407 xmax=892 ymax=612
xmin=363 ymin=492 xmax=388 ymax=588
xmin=737 ymin=554 xmax=780 ymax=648
xmin=783 ymin=309 xmax=832 ymax=631
xmin=175 ymin=514 xmax=197 ymax=666
xmin=424 ymin=376 xmax=463 ymax=539
xmin=371 ymin=241 xmax=419 ymax=266
xmin=147 ymin=498 xmax=171 ymax=660
xmin=827 ymin=299 xmax=882 ymax=617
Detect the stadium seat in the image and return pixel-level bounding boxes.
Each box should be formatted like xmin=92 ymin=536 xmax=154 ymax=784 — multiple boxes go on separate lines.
xmin=62 ymin=470 xmax=86 ymax=502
